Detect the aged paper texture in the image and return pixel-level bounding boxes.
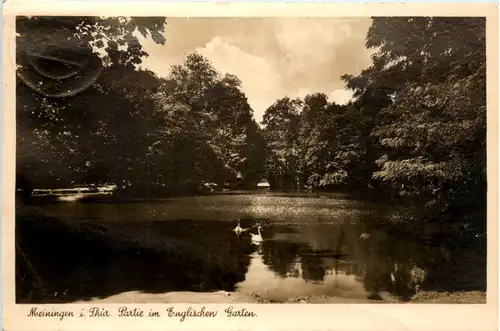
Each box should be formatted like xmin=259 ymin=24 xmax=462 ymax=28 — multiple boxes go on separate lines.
xmin=2 ymin=1 xmax=498 ymax=331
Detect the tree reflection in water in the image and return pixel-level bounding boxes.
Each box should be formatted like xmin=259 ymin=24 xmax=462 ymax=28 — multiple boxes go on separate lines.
xmin=16 ymin=215 xmax=255 ymax=303
xmin=260 ymin=226 xmax=301 ymax=278
xmin=248 ymin=213 xmax=485 ymax=302
xmin=16 ymin=205 xmax=486 ymax=303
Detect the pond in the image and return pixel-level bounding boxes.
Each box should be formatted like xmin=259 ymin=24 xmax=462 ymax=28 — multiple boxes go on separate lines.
xmin=15 ymin=192 xmax=486 ymax=303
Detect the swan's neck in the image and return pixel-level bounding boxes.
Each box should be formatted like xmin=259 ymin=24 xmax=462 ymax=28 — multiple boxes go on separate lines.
xmin=257 ymin=227 xmax=262 ymax=236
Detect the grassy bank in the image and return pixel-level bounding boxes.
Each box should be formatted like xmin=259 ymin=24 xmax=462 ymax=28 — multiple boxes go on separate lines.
xmin=410 ymin=291 xmax=487 ymax=303
xmin=249 ymin=291 xmax=487 ymax=304
xmin=77 ymin=290 xmax=487 ymax=304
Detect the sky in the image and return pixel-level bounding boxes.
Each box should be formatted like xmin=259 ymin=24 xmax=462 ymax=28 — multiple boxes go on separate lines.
xmin=137 ymin=18 xmax=374 ymax=123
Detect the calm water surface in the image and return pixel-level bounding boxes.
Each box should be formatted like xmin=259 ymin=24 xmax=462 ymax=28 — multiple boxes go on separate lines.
xmin=16 ymin=192 xmax=485 ymax=303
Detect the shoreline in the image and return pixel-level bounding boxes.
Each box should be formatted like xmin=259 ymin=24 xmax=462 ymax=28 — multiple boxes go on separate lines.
xmin=16 ymin=204 xmax=486 ymax=305
xmin=74 ymin=290 xmax=487 ymax=304
xmin=22 ymin=186 xmax=404 ymax=205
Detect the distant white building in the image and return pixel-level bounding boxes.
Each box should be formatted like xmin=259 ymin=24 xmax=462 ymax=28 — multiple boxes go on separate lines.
xmin=257 ymin=181 xmax=270 ymax=188
xmin=203 ymin=182 xmax=218 ymax=190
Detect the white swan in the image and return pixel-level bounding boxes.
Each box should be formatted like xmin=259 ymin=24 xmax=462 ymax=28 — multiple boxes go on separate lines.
xmin=57 ymin=193 xmax=85 ymax=202
xmin=250 ymin=225 xmax=263 ymax=244
xmin=360 ymin=232 xmax=370 ymax=240
xmin=233 ymin=219 xmax=249 ymax=234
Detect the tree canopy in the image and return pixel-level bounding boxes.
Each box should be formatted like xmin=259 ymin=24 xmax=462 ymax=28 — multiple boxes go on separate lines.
xmin=262 ymin=17 xmax=485 ymax=235
xmin=17 ymin=16 xmax=486 ymax=236
xmin=344 ymin=17 xmax=486 ymax=217
xmin=17 ymin=16 xmax=265 ymax=194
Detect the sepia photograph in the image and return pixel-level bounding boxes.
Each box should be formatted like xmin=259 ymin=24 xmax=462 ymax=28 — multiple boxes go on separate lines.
xmin=12 ymin=13 xmax=489 ymax=308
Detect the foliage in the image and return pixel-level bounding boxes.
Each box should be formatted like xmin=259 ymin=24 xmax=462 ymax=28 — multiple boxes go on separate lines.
xmin=344 ymin=17 xmax=486 ymax=217
xmin=261 ymin=92 xmax=388 ymax=191
xmin=16 ymin=15 xmax=168 ymax=189
xmin=18 ymin=48 xmax=265 ymax=193
xmin=262 ymin=17 xmax=485 ymax=236
xmin=261 ymin=97 xmax=302 ymax=189
xmin=17 ymin=66 xmax=163 ymax=188
xmin=17 ymin=16 xmax=487 ymax=238
xmin=154 ymin=53 xmax=266 ymax=189
xmin=16 ymin=16 xmax=166 ymax=67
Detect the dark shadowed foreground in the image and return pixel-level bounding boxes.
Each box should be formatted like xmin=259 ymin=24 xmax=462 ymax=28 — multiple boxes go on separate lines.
xmin=16 ymin=193 xmax=486 ymax=304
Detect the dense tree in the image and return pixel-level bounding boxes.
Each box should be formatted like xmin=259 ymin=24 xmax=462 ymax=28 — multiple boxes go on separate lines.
xmin=16 ymin=16 xmax=166 ymax=98
xmin=261 ymin=17 xmax=485 ymax=238
xmin=17 ymin=65 xmax=165 ymax=188
xmin=262 ymin=97 xmax=302 ymax=189
xmin=343 ymin=17 xmax=486 ymax=232
xmin=18 ymin=16 xmax=487 ymax=240
xmin=160 ymin=53 xmax=266 ymax=189
xmin=262 ymin=93 xmax=384 ymax=192
xmin=16 ymin=16 xmax=168 ymax=190
xmin=297 ymin=93 xmax=333 ymax=188
xmin=297 ymin=95 xmax=365 ymax=190
xmin=18 ymin=49 xmax=266 ymax=194
xmin=17 ymin=16 xmax=267 ymax=194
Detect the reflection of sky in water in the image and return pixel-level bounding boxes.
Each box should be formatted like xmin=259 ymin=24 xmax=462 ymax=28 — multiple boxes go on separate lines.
xmin=31 ymin=193 xmax=366 ymax=224
xmin=237 ymin=252 xmax=367 ymax=302
xmin=17 ymin=192 xmax=485 ymax=303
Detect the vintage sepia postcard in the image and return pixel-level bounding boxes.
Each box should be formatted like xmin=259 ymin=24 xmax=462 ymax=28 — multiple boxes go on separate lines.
xmin=2 ymin=1 xmax=499 ymax=331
